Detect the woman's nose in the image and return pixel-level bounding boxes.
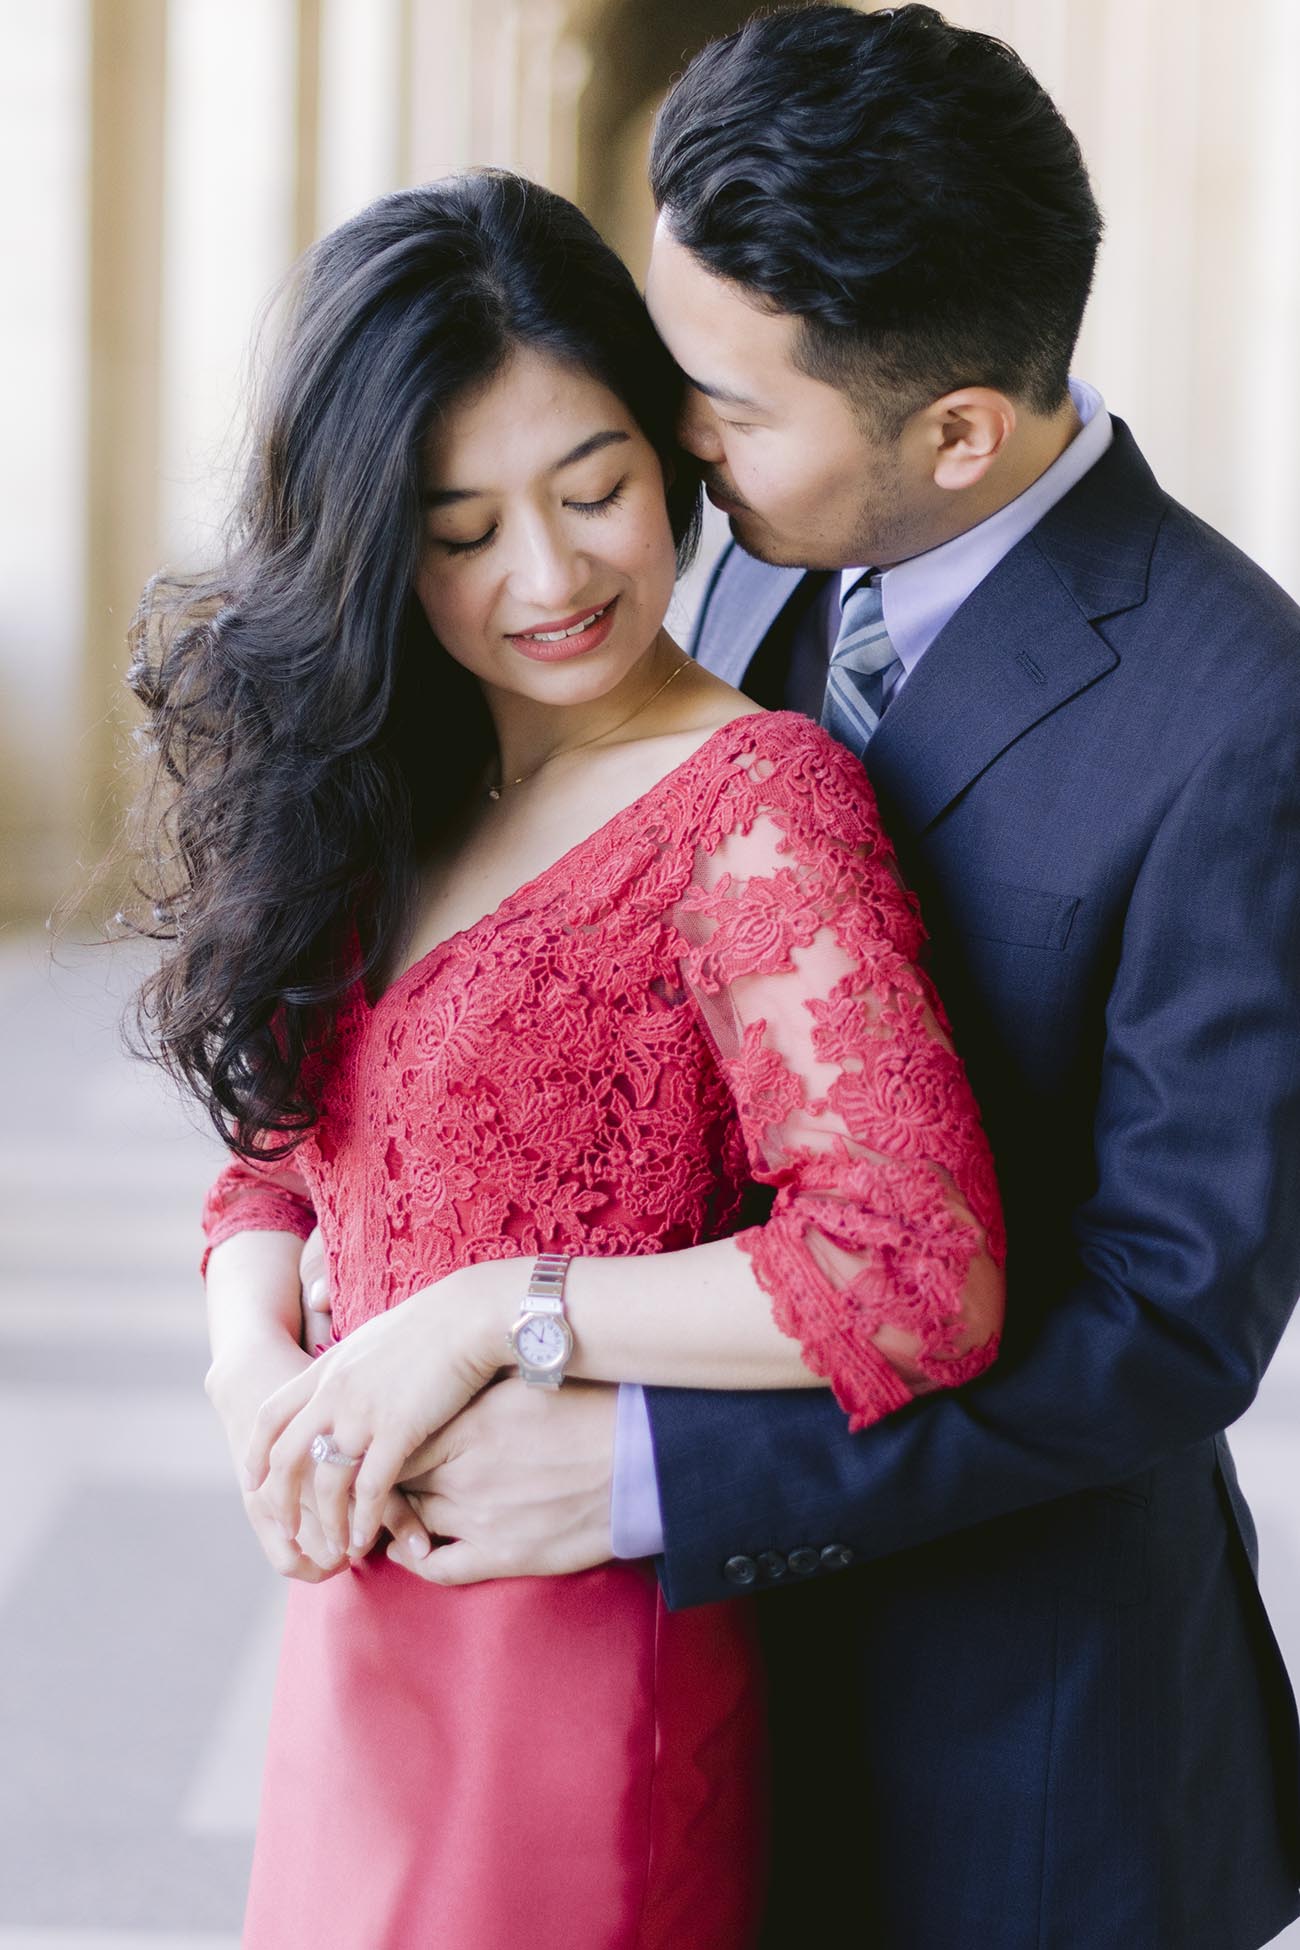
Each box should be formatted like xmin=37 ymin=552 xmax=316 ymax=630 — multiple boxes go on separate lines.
xmin=510 ymin=518 xmax=589 ymax=613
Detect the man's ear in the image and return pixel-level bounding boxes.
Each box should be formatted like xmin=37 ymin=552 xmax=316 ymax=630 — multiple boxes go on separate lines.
xmin=926 ymin=388 xmax=1017 ymax=492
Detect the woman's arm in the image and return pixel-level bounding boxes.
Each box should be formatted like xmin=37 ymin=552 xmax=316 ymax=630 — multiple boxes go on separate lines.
xmin=204 ymin=1194 xmax=431 ymax=1574
xmin=244 ymin=728 xmax=1003 ymax=1554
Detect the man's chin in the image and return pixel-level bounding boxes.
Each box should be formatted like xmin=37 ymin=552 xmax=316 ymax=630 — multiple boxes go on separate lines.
xmin=725 ymin=513 xmax=801 ymax=568
xmin=727 ymin=515 xmax=846 ymax=573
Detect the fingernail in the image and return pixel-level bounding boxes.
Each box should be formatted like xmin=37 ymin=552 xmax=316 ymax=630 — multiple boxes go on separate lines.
xmin=408 ymin=1531 xmax=430 ymax=1559
xmin=351 ymin=1529 xmax=368 ymax=1553
xmin=307 ymin=1280 xmax=328 ymax=1309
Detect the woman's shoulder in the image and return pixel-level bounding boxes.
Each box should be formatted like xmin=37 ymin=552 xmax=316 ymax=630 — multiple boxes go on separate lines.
xmin=704 ymin=707 xmax=880 ymax=801
xmin=669 ymin=708 xmax=890 ymax=856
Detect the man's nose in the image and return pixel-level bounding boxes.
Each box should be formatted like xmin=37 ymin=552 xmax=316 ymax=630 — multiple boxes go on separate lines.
xmin=677 ymin=392 xmax=724 ymax=463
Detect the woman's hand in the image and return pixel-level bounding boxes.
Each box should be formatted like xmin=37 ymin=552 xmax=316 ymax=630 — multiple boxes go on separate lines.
xmin=240 ymin=1263 xmax=514 ymax=1562
xmin=207 ymin=1339 xmax=434 ymax=1580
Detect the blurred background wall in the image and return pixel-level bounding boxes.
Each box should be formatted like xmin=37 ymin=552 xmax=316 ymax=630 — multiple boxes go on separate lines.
xmin=2 ymin=0 xmax=1298 ymax=932
xmin=2 ymin=0 xmax=1300 ymax=932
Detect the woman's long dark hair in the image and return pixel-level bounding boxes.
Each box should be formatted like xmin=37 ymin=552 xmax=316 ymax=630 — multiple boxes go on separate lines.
xmin=126 ymin=170 xmax=700 ymax=1158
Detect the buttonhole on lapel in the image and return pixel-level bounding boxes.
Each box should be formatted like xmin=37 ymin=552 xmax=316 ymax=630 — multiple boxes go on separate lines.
xmin=1015 ymin=652 xmax=1046 ymax=684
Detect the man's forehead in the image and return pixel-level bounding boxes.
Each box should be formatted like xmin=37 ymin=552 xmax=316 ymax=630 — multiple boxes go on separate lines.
xmin=646 ymin=221 xmax=795 ymax=401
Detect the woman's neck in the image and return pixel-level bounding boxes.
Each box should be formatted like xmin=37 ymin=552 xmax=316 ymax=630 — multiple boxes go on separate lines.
xmin=483 ymin=632 xmax=690 ymax=789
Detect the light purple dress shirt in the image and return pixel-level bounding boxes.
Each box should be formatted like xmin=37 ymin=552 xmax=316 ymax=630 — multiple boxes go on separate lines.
xmin=609 ymin=379 xmax=1114 ymax=1560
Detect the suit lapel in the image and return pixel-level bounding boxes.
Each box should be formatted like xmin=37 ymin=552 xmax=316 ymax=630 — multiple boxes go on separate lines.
xmin=690 ymin=544 xmax=805 ymax=686
xmin=865 ymin=539 xmax=1118 ymax=831
xmin=688 ymin=421 xmax=1167 ymax=833
xmin=868 ymin=420 xmax=1163 ymax=831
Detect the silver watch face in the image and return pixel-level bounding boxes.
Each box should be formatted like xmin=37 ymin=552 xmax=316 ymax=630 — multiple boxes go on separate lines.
xmin=515 ymin=1314 xmax=571 ymax=1371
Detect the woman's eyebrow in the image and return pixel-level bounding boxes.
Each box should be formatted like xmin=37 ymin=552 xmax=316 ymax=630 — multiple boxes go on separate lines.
xmin=422 ymin=429 xmax=631 ymax=507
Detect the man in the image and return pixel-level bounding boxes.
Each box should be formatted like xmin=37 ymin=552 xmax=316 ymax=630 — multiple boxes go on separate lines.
xmin=306 ymin=8 xmax=1300 ymax=1943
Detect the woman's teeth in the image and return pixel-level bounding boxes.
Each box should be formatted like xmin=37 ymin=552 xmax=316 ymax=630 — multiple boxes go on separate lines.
xmin=520 ymin=604 xmax=610 ymax=642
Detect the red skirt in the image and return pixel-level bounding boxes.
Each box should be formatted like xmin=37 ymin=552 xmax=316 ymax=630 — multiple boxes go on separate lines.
xmin=244 ymin=1555 xmax=767 ymax=1948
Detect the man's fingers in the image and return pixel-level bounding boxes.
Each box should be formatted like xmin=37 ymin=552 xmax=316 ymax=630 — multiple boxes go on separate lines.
xmin=398 ymin=1422 xmax=457 ymax=1489
xmin=298 ymin=1225 xmax=332 ymax=1354
xmin=387 ymin=1538 xmax=491 ymax=1586
xmin=377 ymin=1489 xmax=432 ymax=1563
xmin=298 ymin=1226 xmax=331 ymax=1312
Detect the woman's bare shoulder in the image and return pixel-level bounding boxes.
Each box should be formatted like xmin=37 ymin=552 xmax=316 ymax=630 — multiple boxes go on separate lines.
xmin=655 ymin=662 xmax=768 ymax=743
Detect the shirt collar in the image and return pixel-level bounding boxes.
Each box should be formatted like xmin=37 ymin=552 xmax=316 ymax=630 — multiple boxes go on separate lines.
xmin=838 ymin=378 xmax=1113 ymax=677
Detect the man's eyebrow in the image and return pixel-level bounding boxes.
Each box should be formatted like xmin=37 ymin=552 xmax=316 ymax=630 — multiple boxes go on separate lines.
xmin=684 ymin=376 xmax=763 ymax=410
xmin=422 ymin=429 xmax=631 ymax=506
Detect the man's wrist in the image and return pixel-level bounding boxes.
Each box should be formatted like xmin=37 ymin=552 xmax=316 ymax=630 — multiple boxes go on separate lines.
xmin=610 ymin=1382 xmax=666 ymax=1559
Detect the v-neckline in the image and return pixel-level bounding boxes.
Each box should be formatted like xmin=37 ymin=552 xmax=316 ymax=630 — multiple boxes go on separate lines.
xmin=365 ymin=709 xmax=782 ymax=1013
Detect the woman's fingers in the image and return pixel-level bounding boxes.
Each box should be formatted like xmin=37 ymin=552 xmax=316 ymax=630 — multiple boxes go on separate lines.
xmin=294 ymin=1500 xmax=348 ymax=1574
xmin=348 ymin=1428 xmax=419 ymax=1557
xmin=311 ymin=1442 xmax=364 ymax=1559
xmin=243 ymin=1490 xmax=334 ymax=1583
xmin=264 ymin=1409 xmax=371 ymax=1546
xmin=242 ymin=1364 xmax=322 ymax=1492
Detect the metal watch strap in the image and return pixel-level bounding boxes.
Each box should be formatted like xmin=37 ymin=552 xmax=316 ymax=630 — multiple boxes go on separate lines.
xmin=510 ymin=1253 xmax=573 ymax=1387
xmin=525 ymin=1253 xmax=570 ymax=1313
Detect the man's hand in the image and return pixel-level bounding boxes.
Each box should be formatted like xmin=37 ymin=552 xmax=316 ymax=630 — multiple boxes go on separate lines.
xmin=295 ymin=1228 xmax=617 ymax=1584
xmin=386 ymin=1376 xmax=618 ymax=1586
xmin=299 ymin=1226 xmax=333 ymax=1355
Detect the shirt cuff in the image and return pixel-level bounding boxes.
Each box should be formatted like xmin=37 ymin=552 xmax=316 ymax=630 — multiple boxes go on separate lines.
xmin=610 ymin=1383 xmax=666 ymax=1560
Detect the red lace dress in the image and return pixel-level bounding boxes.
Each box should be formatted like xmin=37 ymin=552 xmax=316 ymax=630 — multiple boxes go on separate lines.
xmin=202 ymin=710 xmax=1004 ymax=1950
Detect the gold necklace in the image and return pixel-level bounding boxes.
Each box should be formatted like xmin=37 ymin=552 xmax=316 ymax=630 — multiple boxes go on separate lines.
xmin=485 ymin=654 xmax=693 ymax=800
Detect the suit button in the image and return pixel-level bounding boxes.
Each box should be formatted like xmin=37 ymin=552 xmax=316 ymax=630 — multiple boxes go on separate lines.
xmin=819 ymin=1543 xmax=854 ymax=1572
xmin=756 ymin=1550 xmax=788 ymax=1581
xmin=723 ymin=1554 xmax=758 ymax=1587
xmin=787 ymin=1546 xmax=819 ymax=1576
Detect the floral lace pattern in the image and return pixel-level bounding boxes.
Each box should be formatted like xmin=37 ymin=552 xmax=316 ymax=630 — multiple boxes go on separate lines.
xmin=201 ymin=711 xmax=1004 ymax=1430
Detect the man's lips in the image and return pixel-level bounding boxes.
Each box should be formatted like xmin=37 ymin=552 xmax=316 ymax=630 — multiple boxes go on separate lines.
xmin=705 ymin=479 xmax=749 ymax=514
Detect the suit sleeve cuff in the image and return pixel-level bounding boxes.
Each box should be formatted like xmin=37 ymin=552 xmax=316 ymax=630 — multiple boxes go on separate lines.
xmin=609 ymin=1383 xmax=666 ymax=1559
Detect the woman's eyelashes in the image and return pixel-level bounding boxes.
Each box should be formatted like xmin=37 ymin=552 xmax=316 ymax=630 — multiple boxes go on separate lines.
xmin=435 ymin=479 xmax=628 ymax=557
xmin=568 ymin=479 xmax=627 ymax=517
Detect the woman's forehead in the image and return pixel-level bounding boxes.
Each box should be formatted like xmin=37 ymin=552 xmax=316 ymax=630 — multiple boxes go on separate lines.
xmin=424 ymin=348 xmax=641 ymax=488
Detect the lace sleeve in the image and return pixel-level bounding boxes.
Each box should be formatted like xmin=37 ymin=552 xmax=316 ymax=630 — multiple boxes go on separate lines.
xmin=200 ymin=1150 xmax=317 ymax=1277
xmin=669 ymin=724 xmax=1005 ymax=1432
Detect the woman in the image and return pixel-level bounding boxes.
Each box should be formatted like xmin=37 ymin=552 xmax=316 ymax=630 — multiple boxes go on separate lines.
xmin=130 ymin=171 xmax=1004 ymax=1948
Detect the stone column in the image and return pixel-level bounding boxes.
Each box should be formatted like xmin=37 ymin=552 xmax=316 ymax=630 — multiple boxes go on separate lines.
xmin=82 ymin=0 xmax=168 ymax=877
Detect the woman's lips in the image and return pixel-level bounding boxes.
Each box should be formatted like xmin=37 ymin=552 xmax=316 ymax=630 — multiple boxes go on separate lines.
xmin=506 ymin=596 xmax=619 ymax=661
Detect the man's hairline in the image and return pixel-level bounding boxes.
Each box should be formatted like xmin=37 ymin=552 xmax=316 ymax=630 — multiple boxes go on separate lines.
xmin=654 ymin=202 xmax=1067 ymax=435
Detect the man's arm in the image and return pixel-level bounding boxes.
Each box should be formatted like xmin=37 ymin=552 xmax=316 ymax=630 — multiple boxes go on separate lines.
xmin=648 ymin=685 xmax=1300 ymax=1605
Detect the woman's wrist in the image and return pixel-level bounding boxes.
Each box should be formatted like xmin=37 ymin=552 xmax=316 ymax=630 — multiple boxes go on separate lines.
xmin=424 ymin=1257 xmax=541 ymax=1382
xmin=205 ymin=1331 xmax=311 ymax=1428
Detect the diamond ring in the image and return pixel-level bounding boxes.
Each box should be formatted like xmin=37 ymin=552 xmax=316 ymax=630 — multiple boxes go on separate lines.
xmin=309 ymin=1432 xmax=364 ymax=1469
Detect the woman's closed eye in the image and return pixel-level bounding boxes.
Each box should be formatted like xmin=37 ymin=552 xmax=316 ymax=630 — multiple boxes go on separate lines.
xmin=434 ymin=480 xmax=628 ymax=557
xmin=567 ymin=478 xmax=626 ymax=517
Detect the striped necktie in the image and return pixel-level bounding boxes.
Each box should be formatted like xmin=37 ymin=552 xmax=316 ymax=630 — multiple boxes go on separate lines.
xmin=820 ymin=577 xmax=900 ymax=757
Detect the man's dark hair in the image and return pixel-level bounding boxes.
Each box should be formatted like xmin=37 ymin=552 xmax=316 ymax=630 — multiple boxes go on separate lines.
xmin=650 ymin=3 xmax=1104 ymax=430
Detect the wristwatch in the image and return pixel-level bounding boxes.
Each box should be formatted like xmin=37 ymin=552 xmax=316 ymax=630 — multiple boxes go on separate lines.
xmin=506 ymin=1253 xmax=574 ymax=1387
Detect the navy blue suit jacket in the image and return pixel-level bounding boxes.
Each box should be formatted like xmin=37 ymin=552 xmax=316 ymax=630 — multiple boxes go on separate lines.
xmin=647 ymin=422 xmax=1300 ymax=1948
